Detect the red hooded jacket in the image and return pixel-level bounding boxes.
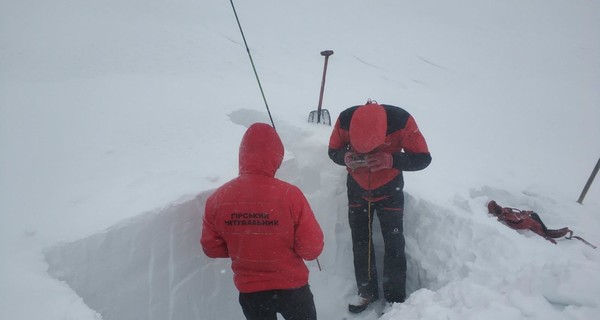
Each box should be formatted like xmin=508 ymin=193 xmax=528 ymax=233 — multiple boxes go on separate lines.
xmin=329 ymin=103 xmax=431 ymax=192
xmin=201 ymin=123 xmax=324 ymax=293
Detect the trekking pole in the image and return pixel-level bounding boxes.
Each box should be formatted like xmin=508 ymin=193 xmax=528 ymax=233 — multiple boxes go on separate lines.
xmin=316 ymin=50 xmax=334 ymax=124
xmin=577 ymin=157 xmax=600 ymax=204
xmin=228 ymin=0 xmax=276 ymax=130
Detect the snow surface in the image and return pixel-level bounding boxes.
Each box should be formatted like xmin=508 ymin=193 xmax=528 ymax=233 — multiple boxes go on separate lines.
xmin=1 ymin=0 xmax=599 ymax=319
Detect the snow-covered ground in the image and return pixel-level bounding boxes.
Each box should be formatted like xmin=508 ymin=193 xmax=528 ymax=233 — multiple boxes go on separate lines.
xmin=1 ymin=0 xmax=599 ymax=319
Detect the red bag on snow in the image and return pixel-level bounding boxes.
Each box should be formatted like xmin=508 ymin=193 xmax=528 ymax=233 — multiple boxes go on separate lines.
xmin=487 ymin=200 xmax=596 ymax=248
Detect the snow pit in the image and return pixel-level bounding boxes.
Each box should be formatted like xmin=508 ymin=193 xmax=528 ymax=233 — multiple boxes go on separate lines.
xmin=44 ymin=186 xmax=461 ymax=319
xmin=44 ymin=182 xmax=600 ymax=320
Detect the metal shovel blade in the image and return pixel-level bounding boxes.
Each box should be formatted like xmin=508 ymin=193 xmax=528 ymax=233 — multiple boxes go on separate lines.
xmin=308 ymin=109 xmax=331 ymax=125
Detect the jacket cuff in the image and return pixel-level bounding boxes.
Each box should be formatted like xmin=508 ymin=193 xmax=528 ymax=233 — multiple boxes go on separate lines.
xmin=328 ymin=147 xmax=347 ymax=166
xmin=393 ymin=152 xmax=432 ymax=171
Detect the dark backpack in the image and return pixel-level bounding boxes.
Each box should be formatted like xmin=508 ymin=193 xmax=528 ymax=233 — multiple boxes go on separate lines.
xmin=487 ymin=200 xmax=596 ymax=248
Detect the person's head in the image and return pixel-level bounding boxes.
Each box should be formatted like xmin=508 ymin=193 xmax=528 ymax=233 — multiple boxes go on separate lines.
xmin=238 ymin=123 xmax=284 ymax=177
xmin=349 ymin=102 xmax=387 ymax=154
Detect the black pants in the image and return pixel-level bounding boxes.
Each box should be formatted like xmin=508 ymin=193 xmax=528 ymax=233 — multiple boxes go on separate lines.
xmin=238 ymin=285 xmax=317 ymax=320
xmin=348 ymin=186 xmax=406 ymax=303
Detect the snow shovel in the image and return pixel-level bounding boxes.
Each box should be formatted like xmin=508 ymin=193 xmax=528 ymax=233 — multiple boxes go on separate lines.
xmin=308 ymin=50 xmax=334 ymax=125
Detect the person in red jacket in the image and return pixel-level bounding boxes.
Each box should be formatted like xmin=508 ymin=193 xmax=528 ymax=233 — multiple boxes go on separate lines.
xmin=328 ymin=100 xmax=431 ymax=313
xmin=201 ymin=122 xmax=324 ymax=320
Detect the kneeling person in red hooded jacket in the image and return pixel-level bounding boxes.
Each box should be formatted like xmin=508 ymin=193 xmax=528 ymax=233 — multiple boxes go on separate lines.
xmin=201 ymin=123 xmax=324 ymax=320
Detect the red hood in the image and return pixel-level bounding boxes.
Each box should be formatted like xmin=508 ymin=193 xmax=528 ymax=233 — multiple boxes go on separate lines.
xmin=239 ymin=123 xmax=284 ymax=177
xmin=350 ymin=103 xmax=387 ymax=153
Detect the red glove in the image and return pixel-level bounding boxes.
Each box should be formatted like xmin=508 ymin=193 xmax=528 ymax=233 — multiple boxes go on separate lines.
xmin=366 ymin=152 xmax=393 ymax=172
xmin=344 ymin=152 xmax=368 ymax=170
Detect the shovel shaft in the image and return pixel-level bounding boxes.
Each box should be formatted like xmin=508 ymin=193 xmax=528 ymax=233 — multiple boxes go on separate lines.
xmin=317 ymin=50 xmax=334 ymax=123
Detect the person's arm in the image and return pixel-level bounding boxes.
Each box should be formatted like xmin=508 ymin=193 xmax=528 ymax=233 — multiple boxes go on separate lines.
xmin=200 ymin=194 xmax=229 ymax=258
xmin=392 ymin=152 xmax=431 ymax=171
xmin=328 ymin=117 xmax=350 ymax=166
xmin=328 ymin=147 xmax=348 ymax=166
xmin=393 ymin=115 xmax=431 ymax=171
xmin=289 ymin=187 xmax=324 ymax=261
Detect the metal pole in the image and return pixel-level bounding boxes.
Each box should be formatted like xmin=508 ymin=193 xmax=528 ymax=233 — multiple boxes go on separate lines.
xmin=577 ymin=157 xmax=600 ymax=204
xmin=229 ymin=0 xmax=276 ymax=130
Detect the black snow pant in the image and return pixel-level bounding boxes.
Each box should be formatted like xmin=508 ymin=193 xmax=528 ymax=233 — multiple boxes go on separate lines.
xmin=347 ymin=177 xmax=406 ymax=303
xmin=238 ymin=285 xmax=317 ymax=320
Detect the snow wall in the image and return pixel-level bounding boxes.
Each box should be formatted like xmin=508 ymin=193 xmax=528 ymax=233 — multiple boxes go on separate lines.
xmin=43 ymin=179 xmax=514 ymax=319
xmin=44 ymin=183 xmax=599 ymax=320
xmin=44 ymin=189 xmax=454 ymax=320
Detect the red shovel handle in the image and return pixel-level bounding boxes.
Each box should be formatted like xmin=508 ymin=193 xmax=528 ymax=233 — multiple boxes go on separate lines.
xmin=317 ymin=50 xmax=334 ymax=123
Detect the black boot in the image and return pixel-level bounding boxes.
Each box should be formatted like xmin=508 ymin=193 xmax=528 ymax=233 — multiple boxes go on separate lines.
xmin=348 ymin=293 xmax=378 ymax=313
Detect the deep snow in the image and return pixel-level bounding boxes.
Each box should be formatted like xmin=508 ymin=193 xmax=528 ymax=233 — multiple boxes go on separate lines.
xmin=1 ymin=0 xmax=599 ymax=319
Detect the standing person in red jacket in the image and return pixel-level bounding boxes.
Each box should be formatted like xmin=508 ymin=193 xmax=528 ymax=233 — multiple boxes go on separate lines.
xmin=328 ymin=100 xmax=431 ymax=313
xmin=201 ymin=122 xmax=324 ymax=320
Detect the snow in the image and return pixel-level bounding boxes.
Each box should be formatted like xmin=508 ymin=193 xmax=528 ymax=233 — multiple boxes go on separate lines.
xmin=1 ymin=0 xmax=599 ymax=319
